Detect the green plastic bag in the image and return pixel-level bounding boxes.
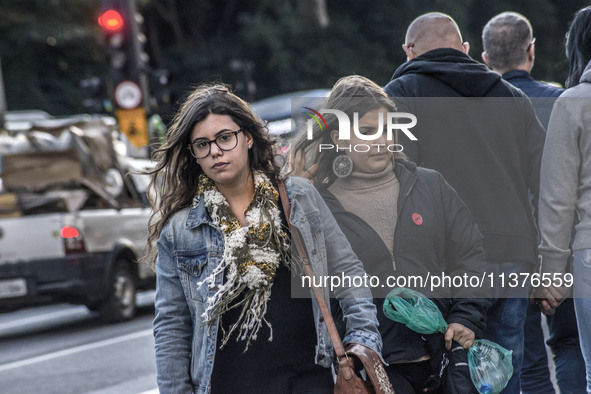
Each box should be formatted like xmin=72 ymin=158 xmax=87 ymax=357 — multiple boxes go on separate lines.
xmin=382 ymin=287 xmax=448 ymax=334
xmin=468 ymin=339 xmax=514 ymax=394
xmin=383 ymin=288 xmax=513 ymax=394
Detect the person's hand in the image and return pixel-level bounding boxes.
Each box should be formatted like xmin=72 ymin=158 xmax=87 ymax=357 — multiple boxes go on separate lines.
xmin=292 ymin=149 xmax=317 ymax=179
xmin=533 ymin=285 xmax=570 ymax=315
xmin=537 ymin=298 xmax=558 ymax=316
xmin=444 ymin=323 xmax=475 ymax=350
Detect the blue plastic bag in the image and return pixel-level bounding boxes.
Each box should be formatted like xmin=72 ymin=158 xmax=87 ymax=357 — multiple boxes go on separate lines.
xmin=467 ymin=339 xmax=514 ymax=394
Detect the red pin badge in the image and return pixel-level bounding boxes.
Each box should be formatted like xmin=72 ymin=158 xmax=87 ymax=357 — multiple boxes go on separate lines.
xmin=412 ymin=213 xmax=423 ymax=225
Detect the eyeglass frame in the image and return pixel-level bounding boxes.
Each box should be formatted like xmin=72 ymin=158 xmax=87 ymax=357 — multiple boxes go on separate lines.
xmin=187 ymin=129 xmax=243 ymax=159
xmin=527 ymin=37 xmax=536 ymax=51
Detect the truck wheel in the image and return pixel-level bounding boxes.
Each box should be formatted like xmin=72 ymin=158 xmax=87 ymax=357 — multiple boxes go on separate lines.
xmin=101 ymin=261 xmax=137 ymax=323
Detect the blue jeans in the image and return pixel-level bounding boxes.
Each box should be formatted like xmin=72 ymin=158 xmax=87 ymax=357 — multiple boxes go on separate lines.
xmin=547 ymin=297 xmax=587 ymax=393
xmin=483 ymin=262 xmax=530 ymax=394
xmin=520 ymin=298 xmax=586 ymax=393
xmin=573 ymin=249 xmax=591 ymax=393
xmin=520 ymin=303 xmax=554 ymax=393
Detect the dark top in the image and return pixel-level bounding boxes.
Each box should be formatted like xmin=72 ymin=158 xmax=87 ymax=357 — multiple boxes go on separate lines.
xmin=384 ymin=48 xmax=546 ymax=266
xmin=387 ymin=48 xmax=505 ymax=97
xmin=321 ymin=160 xmax=489 ymax=363
xmin=502 ymin=69 xmax=564 ymax=129
xmin=502 ymin=70 xmax=563 ymax=98
xmin=210 ymin=225 xmax=332 ymax=393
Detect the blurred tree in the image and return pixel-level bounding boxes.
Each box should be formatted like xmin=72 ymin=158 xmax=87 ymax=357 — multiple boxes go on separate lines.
xmin=0 ymin=0 xmax=588 ymax=118
xmin=141 ymin=0 xmax=249 ymax=121
xmin=235 ymin=0 xmax=477 ymax=96
xmin=0 ymin=0 xmax=106 ymax=115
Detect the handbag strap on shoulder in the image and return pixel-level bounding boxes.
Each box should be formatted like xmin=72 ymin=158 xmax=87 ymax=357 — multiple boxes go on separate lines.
xmin=277 ymin=180 xmax=347 ymax=360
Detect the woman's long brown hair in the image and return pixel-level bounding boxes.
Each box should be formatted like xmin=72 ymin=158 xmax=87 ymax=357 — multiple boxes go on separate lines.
xmin=144 ymin=83 xmax=281 ymax=268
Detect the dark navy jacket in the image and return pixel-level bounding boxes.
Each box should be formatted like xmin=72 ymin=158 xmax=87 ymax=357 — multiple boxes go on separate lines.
xmin=503 ymin=69 xmax=564 ymax=129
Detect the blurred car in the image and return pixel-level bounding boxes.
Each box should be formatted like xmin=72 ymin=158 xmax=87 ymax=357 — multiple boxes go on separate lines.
xmin=250 ymin=89 xmax=329 ymax=159
xmin=251 ymin=89 xmax=329 ymax=136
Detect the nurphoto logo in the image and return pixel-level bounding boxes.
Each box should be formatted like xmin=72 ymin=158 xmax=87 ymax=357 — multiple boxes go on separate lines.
xmin=304 ymin=107 xmax=418 ymax=152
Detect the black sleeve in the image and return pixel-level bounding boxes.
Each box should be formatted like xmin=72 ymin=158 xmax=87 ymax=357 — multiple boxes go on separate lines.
xmin=523 ymin=100 xmax=545 ymax=227
xmin=437 ymin=172 xmax=490 ymax=338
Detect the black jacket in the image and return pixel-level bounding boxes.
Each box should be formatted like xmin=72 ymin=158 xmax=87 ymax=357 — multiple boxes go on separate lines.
xmin=384 ymin=48 xmax=545 ymax=266
xmin=321 ymin=160 xmax=489 ymax=363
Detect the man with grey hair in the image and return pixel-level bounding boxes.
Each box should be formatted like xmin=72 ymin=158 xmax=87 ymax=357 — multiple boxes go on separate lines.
xmin=482 ymin=11 xmax=562 ymax=127
xmin=482 ymin=11 xmax=586 ymax=394
xmin=482 ymin=12 xmax=533 ymax=74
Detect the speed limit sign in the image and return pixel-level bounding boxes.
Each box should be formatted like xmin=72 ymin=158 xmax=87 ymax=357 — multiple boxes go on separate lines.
xmin=114 ymin=81 xmax=143 ymax=109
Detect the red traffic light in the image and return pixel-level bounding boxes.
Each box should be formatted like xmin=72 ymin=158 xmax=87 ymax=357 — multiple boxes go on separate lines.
xmin=98 ymin=9 xmax=124 ymax=33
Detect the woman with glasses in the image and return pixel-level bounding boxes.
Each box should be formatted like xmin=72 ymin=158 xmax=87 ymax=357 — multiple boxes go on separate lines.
xmin=293 ymin=75 xmax=489 ymax=393
xmin=145 ymin=83 xmax=382 ymax=394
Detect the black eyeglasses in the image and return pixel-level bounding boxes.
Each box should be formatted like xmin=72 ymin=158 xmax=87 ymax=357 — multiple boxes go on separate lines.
xmin=187 ymin=129 xmax=243 ymax=159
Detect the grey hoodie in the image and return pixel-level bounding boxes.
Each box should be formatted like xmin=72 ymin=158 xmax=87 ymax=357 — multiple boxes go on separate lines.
xmin=539 ymin=60 xmax=591 ymax=274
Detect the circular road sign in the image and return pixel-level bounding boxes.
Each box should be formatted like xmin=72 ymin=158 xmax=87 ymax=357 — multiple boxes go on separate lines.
xmin=114 ymin=81 xmax=143 ymax=109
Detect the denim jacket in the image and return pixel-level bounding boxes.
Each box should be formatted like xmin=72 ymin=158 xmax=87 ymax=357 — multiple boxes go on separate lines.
xmin=153 ymin=176 xmax=382 ymax=394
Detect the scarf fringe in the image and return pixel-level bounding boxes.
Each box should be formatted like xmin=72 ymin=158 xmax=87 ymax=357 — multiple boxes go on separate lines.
xmin=197 ymin=172 xmax=296 ymax=351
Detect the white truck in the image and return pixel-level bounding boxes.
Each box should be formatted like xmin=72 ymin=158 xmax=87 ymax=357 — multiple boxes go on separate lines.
xmin=0 ymin=115 xmax=155 ymax=322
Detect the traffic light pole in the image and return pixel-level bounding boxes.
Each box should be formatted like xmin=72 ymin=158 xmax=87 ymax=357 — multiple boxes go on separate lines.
xmin=124 ymin=0 xmax=150 ymax=111
xmin=0 ymin=56 xmax=6 ymax=127
xmin=100 ymin=0 xmax=152 ymax=156
xmin=0 ymin=58 xmax=7 ymax=127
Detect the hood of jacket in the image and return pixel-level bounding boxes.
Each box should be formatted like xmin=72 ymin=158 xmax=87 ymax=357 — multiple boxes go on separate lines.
xmin=392 ymin=48 xmax=502 ymax=97
xmin=581 ymin=60 xmax=591 ymax=84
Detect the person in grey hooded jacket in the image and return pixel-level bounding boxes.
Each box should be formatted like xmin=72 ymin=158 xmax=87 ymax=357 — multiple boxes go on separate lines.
xmin=537 ymin=6 xmax=591 ymax=393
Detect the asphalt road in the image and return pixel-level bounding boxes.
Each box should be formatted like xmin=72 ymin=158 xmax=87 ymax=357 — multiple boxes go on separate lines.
xmin=0 ymin=293 xmax=158 ymax=394
xmin=0 ymin=293 xmax=559 ymax=394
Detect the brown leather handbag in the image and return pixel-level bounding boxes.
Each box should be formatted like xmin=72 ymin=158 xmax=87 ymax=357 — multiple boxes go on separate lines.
xmin=278 ymin=181 xmax=394 ymax=394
